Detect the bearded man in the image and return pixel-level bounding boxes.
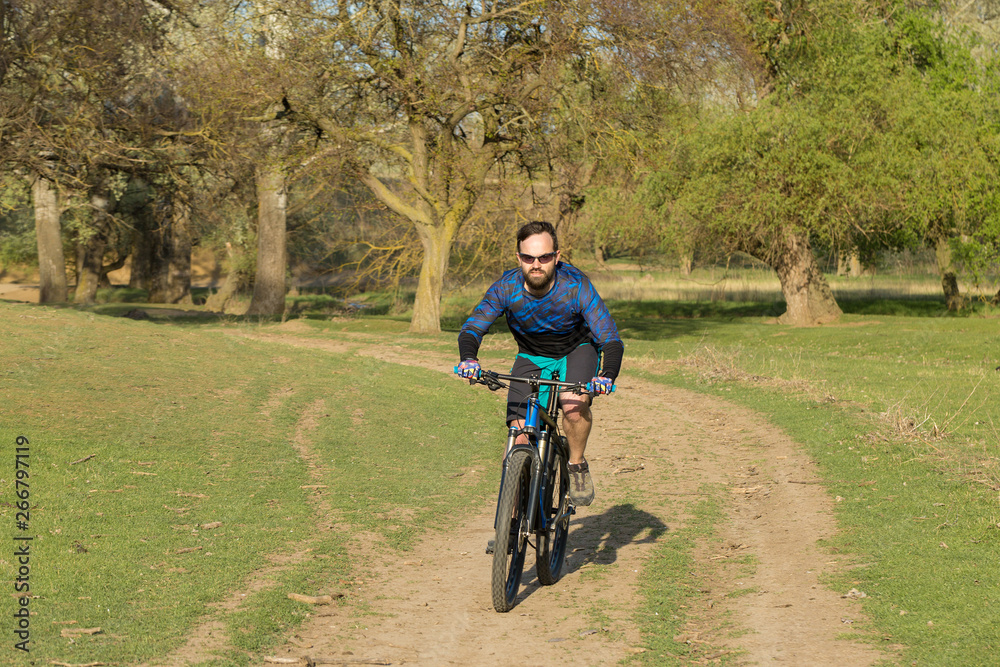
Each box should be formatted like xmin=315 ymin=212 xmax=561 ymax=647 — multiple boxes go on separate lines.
xmin=455 ymin=221 xmax=624 ymax=505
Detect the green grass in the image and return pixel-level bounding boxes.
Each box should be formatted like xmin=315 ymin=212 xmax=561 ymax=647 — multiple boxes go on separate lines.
xmin=7 ymin=277 xmax=1000 ymax=665
xmin=632 ymin=494 xmax=742 ymax=665
xmin=0 ymin=304 xmax=502 ymax=665
xmin=620 ymin=307 xmax=1000 ymax=665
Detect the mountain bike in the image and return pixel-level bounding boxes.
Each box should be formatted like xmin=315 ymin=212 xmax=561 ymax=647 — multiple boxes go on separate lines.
xmin=457 ymin=367 xmax=614 ymax=612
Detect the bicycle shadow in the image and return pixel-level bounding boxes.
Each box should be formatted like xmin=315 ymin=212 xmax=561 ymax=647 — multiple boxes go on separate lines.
xmin=518 ymin=503 xmax=669 ymax=602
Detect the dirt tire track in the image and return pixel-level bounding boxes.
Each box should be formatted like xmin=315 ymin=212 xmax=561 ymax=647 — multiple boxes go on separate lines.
xmin=235 ymin=332 xmax=888 ymax=666
xmin=148 ymin=392 xmax=339 ymax=667
xmin=662 ymin=390 xmax=887 ymax=665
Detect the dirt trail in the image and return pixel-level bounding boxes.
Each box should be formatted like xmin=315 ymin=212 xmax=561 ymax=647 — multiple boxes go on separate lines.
xmin=172 ymin=331 xmax=888 ymax=665
xmin=0 ymin=283 xmax=39 ymax=302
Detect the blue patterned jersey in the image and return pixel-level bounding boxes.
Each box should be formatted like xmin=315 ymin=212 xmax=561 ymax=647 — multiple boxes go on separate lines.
xmin=459 ymin=262 xmax=622 ymax=366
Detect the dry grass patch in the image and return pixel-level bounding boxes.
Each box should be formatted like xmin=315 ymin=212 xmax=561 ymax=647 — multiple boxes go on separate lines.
xmin=860 ymin=397 xmax=1000 ymax=494
xmin=631 ymin=347 xmax=832 ymax=404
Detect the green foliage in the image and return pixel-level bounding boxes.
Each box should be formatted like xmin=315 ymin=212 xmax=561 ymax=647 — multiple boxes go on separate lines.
xmin=634 ymin=1 xmax=1000 ymax=284
xmin=0 ymin=177 xmax=37 ymax=267
xmin=951 ymin=232 xmax=1000 ymax=295
xmin=0 ymin=211 xmax=38 ymax=267
xmin=579 ymin=183 xmax=663 ymax=259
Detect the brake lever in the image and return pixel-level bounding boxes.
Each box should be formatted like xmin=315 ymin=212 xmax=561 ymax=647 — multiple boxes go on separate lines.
xmin=481 ymin=371 xmax=506 ymax=391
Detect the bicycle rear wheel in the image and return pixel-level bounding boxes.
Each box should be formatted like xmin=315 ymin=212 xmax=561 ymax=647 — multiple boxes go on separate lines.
xmin=491 ymin=449 xmax=532 ymax=612
xmin=536 ymin=437 xmax=570 ymax=585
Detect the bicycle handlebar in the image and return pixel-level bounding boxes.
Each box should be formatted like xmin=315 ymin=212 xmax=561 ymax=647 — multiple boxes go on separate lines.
xmin=453 ymin=367 xmax=616 ymax=395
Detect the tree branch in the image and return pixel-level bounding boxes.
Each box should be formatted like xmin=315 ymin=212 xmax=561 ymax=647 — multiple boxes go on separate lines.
xmin=357 ymin=171 xmax=430 ymax=227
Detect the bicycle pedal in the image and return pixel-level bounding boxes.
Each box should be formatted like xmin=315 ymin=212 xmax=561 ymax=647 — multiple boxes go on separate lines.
xmin=569 ymin=506 xmax=577 ymax=515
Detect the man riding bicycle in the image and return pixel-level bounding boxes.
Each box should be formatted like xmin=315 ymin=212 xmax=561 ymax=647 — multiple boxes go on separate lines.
xmin=456 ymin=221 xmax=624 ymax=506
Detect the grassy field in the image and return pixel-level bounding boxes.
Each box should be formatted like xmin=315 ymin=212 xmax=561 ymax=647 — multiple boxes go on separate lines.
xmin=573 ymin=257 xmax=996 ymax=306
xmin=0 ymin=304 xmax=502 ymax=665
xmin=614 ymin=304 xmax=1000 ymax=665
xmin=447 ymin=274 xmax=1000 ymax=665
xmin=3 ymin=264 xmax=1000 ymax=664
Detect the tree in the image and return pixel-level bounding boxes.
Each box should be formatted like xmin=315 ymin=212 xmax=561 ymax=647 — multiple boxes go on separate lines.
xmin=74 ymin=173 xmax=115 ymax=304
xmin=245 ymin=166 xmax=287 ymax=315
xmin=1 ymin=0 xmax=202 ymax=304
xmin=284 ymin=2 xmax=582 ymax=331
xmin=636 ymin=1 xmax=997 ymax=324
xmin=31 ymin=174 xmax=68 ymax=302
xmin=887 ymin=11 xmax=1000 ymax=310
xmin=260 ymin=0 xmax=746 ymax=332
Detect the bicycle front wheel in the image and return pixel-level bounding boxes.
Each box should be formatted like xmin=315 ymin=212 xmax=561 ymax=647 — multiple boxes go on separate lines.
xmin=536 ymin=437 xmax=570 ymax=585
xmin=491 ymin=449 xmax=532 ymax=612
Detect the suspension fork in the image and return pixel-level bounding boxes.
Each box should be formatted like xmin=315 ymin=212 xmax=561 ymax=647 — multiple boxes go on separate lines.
xmin=493 ymin=426 xmax=519 ymax=531
xmin=525 ymin=431 xmax=548 ymax=531
xmin=493 ymin=447 xmax=550 ymax=533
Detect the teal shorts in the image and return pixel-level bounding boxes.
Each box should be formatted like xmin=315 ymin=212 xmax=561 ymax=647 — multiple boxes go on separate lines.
xmin=506 ymin=343 xmax=599 ymax=424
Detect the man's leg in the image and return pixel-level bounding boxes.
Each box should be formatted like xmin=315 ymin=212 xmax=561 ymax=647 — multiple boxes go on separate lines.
xmin=559 ymin=393 xmax=592 ymax=464
xmin=560 ymin=392 xmax=595 ymax=506
xmin=506 ymin=356 xmax=539 ymax=450
xmin=560 ymin=344 xmax=600 ymax=506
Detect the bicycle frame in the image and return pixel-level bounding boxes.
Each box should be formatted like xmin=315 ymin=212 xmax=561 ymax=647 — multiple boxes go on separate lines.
xmin=460 ymin=365 xmax=614 ymax=611
xmin=493 ymin=372 xmax=571 ymax=538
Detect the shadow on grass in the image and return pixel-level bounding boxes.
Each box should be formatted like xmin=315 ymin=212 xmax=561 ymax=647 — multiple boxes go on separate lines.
xmin=602 ymin=300 xmax=783 ymax=342
xmin=441 ymin=300 xmax=784 ymax=339
xmin=45 ymin=287 xmax=975 ymax=335
xmin=606 ymin=298 xmax=967 ymax=339
xmin=838 ymin=296 xmax=950 ymax=317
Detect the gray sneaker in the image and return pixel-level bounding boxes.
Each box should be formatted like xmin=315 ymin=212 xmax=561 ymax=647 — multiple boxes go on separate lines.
xmin=568 ymin=460 xmax=595 ymax=506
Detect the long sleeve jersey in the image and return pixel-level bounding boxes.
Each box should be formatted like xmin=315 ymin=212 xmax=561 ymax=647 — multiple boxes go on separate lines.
xmin=458 ymin=262 xmax=624 ymax=380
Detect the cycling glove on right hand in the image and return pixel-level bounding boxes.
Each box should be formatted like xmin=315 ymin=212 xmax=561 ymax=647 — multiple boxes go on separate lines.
xmin=456 ymin=359 xmax=481 ymax=379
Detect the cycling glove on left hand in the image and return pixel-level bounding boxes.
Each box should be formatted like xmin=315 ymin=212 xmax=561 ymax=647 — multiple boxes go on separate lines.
xmin=590 ymin=376 xmax=613 ymax=395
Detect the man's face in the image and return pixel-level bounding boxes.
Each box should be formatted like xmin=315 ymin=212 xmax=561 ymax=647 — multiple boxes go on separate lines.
xmin=517 ymin=232 xmax=559 ymax=293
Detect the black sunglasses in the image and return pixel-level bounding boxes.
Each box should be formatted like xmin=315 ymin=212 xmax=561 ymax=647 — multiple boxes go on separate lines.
xmin=517 ymin=252 xmax=557 ymax=265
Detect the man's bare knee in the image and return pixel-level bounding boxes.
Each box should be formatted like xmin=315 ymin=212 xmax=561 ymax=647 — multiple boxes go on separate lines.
xmin=561 ymin=400 xmax=591 ymax=424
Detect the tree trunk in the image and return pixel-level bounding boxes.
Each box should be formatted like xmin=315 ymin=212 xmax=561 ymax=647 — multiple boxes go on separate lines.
xmin=169 ymin=197 xmax=193 ymax=305
xmin=246 ymin=166 xmax=287 ymax=317
xmin=74 ymin=234 xmax=105 ymax=305
xmin=771 ymin=232 xmax=842 ymax=326
xmin=130 ymin=204 xmax=154 ymax=290
xmin=679 ymin=252 xmax=693 ymax=276
xmin=409 ymin=224 xmax=452 ymax=334
xmin=594 ymin=245 xmax=606 ymax=267
xmin=836 ymin=253 xmax=848 ymax=276
xmin=75 ymin=187 xmax=112 ymax=305
xmin=205 ymin=242 xmax=249 ymax=313
xmin=848 ymin=252 xmax=863 ymax=277
xmin=836 ymin=250 xmax=864 ymax=277
xmin=149 ymin=192 xmax=193 ymax=304
xmin=99 ymin=255 xmax=127 ymax=287
xmin=31 ymin=176 xmax=68 ymax=303
xmin=934 ymin=236 xmax=962 ymax=311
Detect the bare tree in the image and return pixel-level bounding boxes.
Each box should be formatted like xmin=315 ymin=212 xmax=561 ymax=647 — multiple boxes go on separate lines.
xmin=279 ymin=2 xmax=606 ymax=332
xmin=2 ymin=0 xmax=202 ymax=303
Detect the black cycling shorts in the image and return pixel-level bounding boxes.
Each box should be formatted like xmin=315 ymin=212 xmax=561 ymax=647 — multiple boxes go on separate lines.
xmin=506 ymin=343 xmax=600 ymax=424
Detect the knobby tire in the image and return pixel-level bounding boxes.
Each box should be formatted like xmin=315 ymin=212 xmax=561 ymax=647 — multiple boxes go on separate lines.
xmin=491 ymin=449 xmax=532 ymax=612
xmin=536 ymin=437 xmax=570 ymax=585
